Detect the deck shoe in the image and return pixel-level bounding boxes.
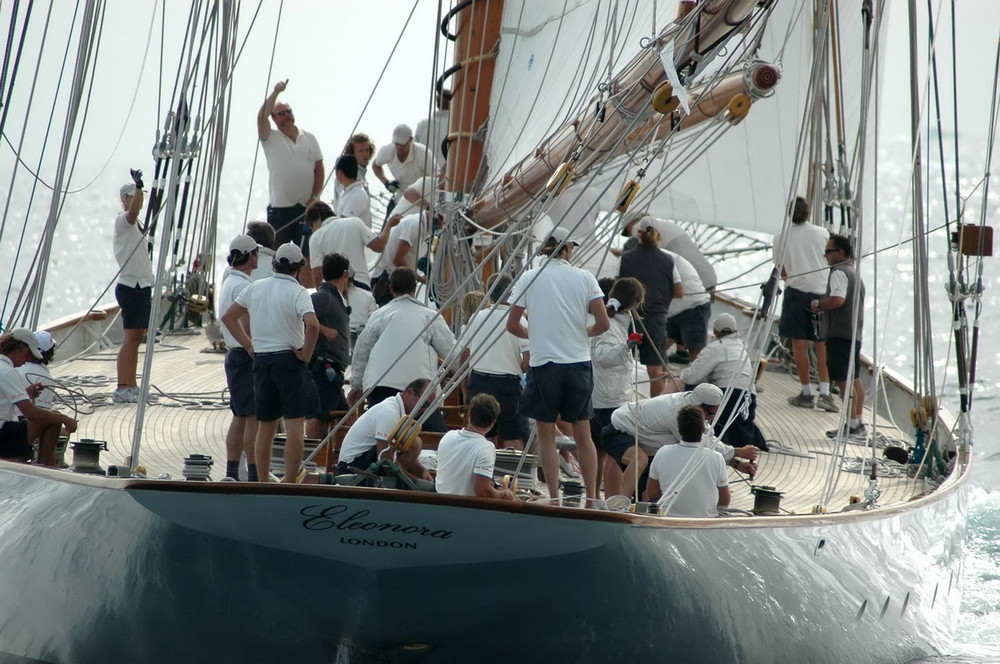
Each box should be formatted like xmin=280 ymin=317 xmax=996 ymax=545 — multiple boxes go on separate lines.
xmin=787 ymin=393 xmax=815 ymax=409
xmin=113 ymin=387 xmax=138 ymax=403
xmin=825 ymin=423 xmax=868 ymax=439
xmin=667 ymin=351 xmax=690 ymax=365
xmin=816 ymin=394 xmax=841 ymax=412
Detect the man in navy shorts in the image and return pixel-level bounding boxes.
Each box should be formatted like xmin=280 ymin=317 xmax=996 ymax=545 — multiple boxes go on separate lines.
xmin=507 ymin=228 xmax=610 ymax=501
xmin=222 ymin=242 xmax=319 ymax=482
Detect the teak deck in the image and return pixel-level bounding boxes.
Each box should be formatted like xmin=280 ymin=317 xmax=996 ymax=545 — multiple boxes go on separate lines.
xmin=47 ymin=329 xmax=934 ymax=514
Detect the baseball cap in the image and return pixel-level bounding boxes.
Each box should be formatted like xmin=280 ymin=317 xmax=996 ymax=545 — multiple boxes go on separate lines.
xmin=9 ymin=328 xmax=43 ymax=360
xmin=34 ymin=330 xmax=55 ymax=353
xmin=275 ymin=242 xmax=304 ymax=264
xmin=120 ymin=183 xmax=137 ymax=198
xmin=692 ymin=383 xmax=724 ymax=406
xmin=392 ymin=124 xmax=413 ymax=144
xmin=712 ymin=313 xmax=738 ymax=333
xmin=229 ymin=234 xmax=259 ymax=254
xmin=622 ymin=212 xmax=651 ymax=237
xmin=546 ymin=226 xmax=579 ymax=247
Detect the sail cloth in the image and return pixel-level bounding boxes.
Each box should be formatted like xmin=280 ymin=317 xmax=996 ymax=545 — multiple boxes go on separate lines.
xmin=482 ymin=1 xmax=873 ymax=237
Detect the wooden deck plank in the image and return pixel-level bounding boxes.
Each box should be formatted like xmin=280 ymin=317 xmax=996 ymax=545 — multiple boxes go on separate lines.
xmin=45 ymin=329 xmax=933 ymax=511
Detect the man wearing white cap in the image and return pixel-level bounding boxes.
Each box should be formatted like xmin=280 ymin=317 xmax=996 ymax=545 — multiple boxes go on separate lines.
xmin=218 ymin=235 xmax=260 ymax=481
xmin=0 ymin=329 xmax=78 ymax=466
xmin=506 ymin=227 xmax=610 ymax=502
xmin=222 ymin=243 xmax=319 ymax=483
xmin=372 ymin=124 xmax=434 ymax=212
xmin=680 ymin=314 xmax=766 ymax=450
xmin=601 ymin=383 xmax=758 ymax=500
xmin=16 ymin=331 xmax=57 ymax=411
xmin=257 ymin=79 xmax=324 ymax=250
xmin=112 ymin=172 xmax=153 ymax=404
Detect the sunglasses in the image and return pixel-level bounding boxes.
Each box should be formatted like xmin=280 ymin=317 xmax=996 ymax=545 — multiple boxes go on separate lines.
xmin=274 ymin=109 xmax=292 ymax=117
xmin=824 ymin=248 xmax=839 ymax=254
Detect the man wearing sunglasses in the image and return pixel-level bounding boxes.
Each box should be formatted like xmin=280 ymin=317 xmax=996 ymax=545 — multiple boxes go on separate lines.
xmin=257 ymin=79 xmax=325 ymax=252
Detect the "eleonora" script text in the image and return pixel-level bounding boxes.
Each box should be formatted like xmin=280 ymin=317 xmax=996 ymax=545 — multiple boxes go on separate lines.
xmin=300 ymin=505 xmax=454 ymax=539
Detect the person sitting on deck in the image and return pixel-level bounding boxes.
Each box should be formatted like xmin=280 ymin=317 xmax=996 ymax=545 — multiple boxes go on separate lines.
xmin=0 ymin=329 xmax=78 ymax=466
xmin=15 ymin=331 xmax=57 ymax=411
xmin=435 ymin=393 xmax=515 ymax=500
xmin=643 ymin=405 xmax=731 ymax=517
xmin=601 ymin=383 xmax=758 ymax=500
xmin=336 ymin=377 xmax=435 ymax=481
xmin=221 ymin=243 xmax=319 ymax=483
xmin=679 ymin=313 xmax=767 ymax=450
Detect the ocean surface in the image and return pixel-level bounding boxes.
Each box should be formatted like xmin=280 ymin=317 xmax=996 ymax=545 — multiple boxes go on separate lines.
xmin=1 ymin=164 xmax=998 ymax=662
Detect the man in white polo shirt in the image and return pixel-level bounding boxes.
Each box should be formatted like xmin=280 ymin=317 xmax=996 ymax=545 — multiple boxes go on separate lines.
xmin=337 ymin=377 xmax=435 ymax=481
xmin=218 ymin=234 xmax=260 ymax=481
xmin=460 ymin=273 xmax=530 ymax=450
xmin=506 ymin=227 xmax=610 ymax=501
xmin=372 ymin=124 xmax=434 ymax=215
xmin=306 ymin=201 xmax=398 ymax=291
xmin=371 ymin=205 xmax=439 ymax=304
xmin=257 ymin=79 xmax=324 ymax=249
xmin=643 ymin=405 xmax=730 ymax=517
xmin=436 ymin=393 xmax=515 ymax=499
xmin=333 ymin=154 xmax=372 ymax=228
xmin=222 ymin=242 xmax=318 ymax=483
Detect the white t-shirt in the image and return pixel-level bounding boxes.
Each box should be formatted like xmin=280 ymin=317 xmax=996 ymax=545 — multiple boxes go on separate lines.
xmin=16 ymin=361 xmax=55 ymax=410
xmin=0 ymin=356 xmax=28 ymax=423
xmin=250 ymin=247 xmax=275 ymax=281
xmin=338 ymin=394 xmax=404 ymax=465
xmin=772 ymin=223 xmax=829 ymax=294
xmin=113 ymin=211 xmax=154 ymax=288
xmin=218 ymin=268 xmax=253 ymax=349
xmin=347 ymin=286 xmax=377 ymax=334
xmin=351 ymin=295 xmax=456 ymax=392
xmin=414 ymin=110 xmax=449 ymax=154
xmin=260 ymin=129 xmax=323 ymax=208
xmin=649 ymin=441 xmax=728 ymax=517
xmin=511 ymin=258 xmax=603 ymax=366
xmin=374 ymin=142 xmax=434 ymax=203
xmin=375 ymin=212 xmax=428 ymax=275
xmin=309 ymin=216 xmax=379 ymax=286
xmin=663 ymin=250 xmax=709 ymax=315
xmin=611 ymin=391 xmax=736 ymax=460
xmin=680 ymin=335 xmax=755 ymax=393
xmin=463 ymin=305 xmax=529 ymax=376
xmin=336 ymin=181 xmax=372 ymax=228
xmin=435 ymin=429 xmax=496 ymax=496
xmin=234 ymin=274 xmax=315 ymax=353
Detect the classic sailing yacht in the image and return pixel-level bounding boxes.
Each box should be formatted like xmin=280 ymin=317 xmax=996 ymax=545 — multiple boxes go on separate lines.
xmin=0 ymin=1 xmax=988 ymax=662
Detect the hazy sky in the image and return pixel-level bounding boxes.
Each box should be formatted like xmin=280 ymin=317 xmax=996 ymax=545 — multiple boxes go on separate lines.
xmin=1 ymin=0 xmax=997 ymax=323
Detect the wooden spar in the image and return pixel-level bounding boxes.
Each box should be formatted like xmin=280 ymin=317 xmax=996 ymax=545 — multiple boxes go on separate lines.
xmin=444 ymin=0 xmax=505 ymax=196
xmin=468 ymin=0 xmax=775 ymax=229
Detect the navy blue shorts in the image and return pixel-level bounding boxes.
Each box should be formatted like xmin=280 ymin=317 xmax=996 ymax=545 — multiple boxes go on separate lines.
xmin=779 ymin=287 xmax=824 ymax=341
xmin=666 ymin=302 xmax=711 ymax=351
xmin=468 ymin=371 xmax=529 ymax=442
xmin=224 ymin=347 xmax=255 ymax=417
xmin=518 ymin=361 xmax=594 ymax=423
xmin=635 ymin=311 xmax=668 ymax=366
xmin=115 ymin=283 xmax=152 ymax=330
xmin=826 ymin=337 xmax=862 ymax=382
xmin=337 ymin=446 xmax=377 ymax=475
xmin=0 ymin=420 xmax=30 ymax=459
xmin=253 ymin=351 xmax=311 ymax=421
xmin=600 ymin=422 xmax=650 ymax=495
